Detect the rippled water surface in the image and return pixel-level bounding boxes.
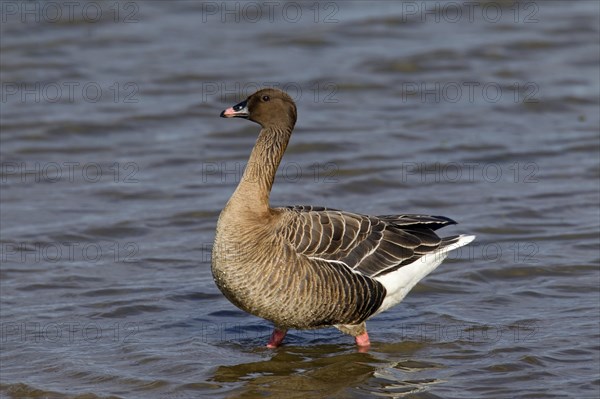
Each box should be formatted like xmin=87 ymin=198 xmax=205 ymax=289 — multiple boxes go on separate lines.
xmin=1 ymin=1 xmax=599 ymax=398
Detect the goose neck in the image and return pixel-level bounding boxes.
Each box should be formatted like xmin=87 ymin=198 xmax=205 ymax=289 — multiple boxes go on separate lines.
xmin=229 ymin=125 xmax=292 ymax=212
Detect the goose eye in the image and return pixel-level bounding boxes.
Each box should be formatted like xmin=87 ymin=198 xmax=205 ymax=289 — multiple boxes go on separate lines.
xmin=262 ymin=95 xmax=270 ymax=102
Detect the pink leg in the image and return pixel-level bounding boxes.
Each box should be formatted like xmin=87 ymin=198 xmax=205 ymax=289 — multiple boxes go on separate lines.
xmin=266 ymin=328 xmax=287 ymax=348
xmin=355 ymin=331 xmax=371 ymax=349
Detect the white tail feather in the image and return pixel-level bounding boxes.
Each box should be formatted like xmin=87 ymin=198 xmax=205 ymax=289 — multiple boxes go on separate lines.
xmin=374 ymin=234 xmax=475 ymax=314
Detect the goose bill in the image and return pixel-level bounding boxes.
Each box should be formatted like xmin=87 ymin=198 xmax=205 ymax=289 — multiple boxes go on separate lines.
xmin=220 ymin=100 xmax=249 ymax=118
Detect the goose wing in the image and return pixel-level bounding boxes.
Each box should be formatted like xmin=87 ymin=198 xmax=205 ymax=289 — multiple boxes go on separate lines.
xmin=277 ymin=205 xmax=459 ymax=278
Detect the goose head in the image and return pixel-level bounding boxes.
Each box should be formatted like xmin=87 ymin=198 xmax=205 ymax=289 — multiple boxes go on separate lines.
xmin=220 ymin=88 xmax=297 ymax=130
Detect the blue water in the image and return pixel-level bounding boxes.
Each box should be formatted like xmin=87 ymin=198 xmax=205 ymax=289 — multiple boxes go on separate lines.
xmin=1 ymin=1 xmax=599 ymax=398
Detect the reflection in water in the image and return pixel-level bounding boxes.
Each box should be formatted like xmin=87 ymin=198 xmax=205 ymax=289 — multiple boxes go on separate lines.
xmin=210 ymin=342 xmax=441 ymax=398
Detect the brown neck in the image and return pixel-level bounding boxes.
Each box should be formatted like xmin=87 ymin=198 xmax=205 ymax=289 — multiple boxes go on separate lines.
xmin=228 ymin=125 xmax=292 ymax=213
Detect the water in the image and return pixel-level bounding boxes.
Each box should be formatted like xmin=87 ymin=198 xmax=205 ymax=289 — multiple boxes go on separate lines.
xmin=1 ymin=1 xmax=599 ymax=398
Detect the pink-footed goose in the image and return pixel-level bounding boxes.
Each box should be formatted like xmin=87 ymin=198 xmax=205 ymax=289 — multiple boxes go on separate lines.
xmin=212 ymin=88 xmax=475 ymax=349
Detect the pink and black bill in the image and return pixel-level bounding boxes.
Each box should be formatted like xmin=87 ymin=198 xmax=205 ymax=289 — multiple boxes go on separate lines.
xmin=220 ymin=99 xmax=249 ymax=118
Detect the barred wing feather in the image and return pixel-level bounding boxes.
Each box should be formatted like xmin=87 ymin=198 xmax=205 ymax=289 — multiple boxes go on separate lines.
xmin=279 ymin=205 xmax=460 ymax=278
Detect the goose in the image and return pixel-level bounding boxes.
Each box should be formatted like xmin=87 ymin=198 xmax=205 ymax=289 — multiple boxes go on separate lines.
xmin=212 ymin=88 xmax=475 ymax=349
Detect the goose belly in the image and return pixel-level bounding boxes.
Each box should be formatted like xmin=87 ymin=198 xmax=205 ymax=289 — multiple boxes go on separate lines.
xmin=212 ymin=244 xmax=385 ymax=329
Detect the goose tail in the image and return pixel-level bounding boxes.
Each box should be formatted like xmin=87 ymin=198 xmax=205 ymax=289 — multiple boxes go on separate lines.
xmin=374 ymin=234 xmax=475 ymax=314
